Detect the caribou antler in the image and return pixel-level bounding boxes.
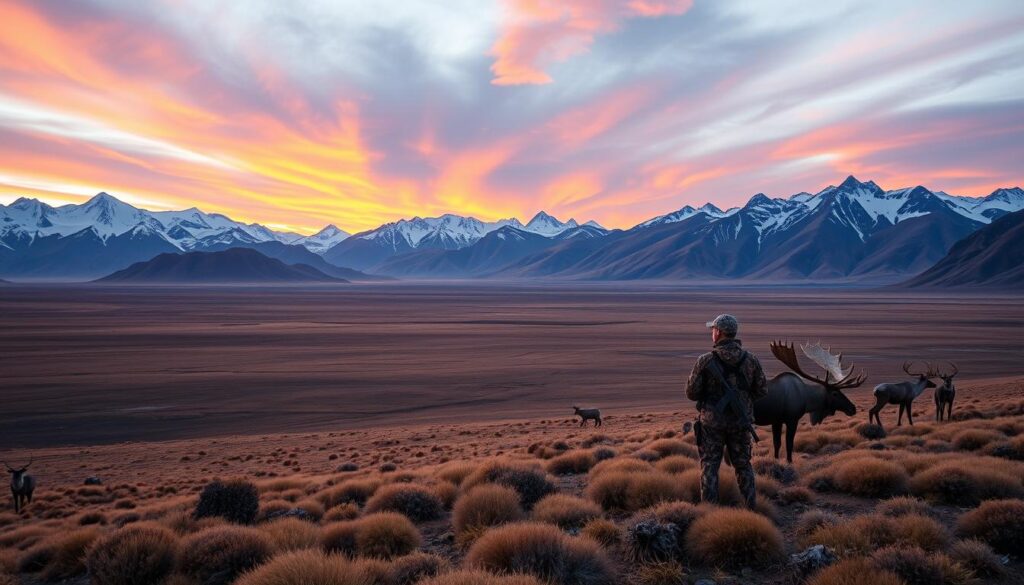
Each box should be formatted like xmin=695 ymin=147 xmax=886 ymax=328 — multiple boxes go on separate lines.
xmin=902 ymin=361 xmax=929 ymax=377
xmin=771 ymin=340 xmax=866 ymax=389
xmin=937 ymin=362 xmax=959 ymax=378
xmin=2 ymin=458 xmax=31 ymax=471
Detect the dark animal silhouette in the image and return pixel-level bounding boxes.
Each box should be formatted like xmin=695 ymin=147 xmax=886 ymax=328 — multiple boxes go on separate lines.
xmin=753 ymin=341 xmax=863 ymax=463
xmin=5 ymin=459 xmax=35 ymax=513
xmin=934 ymin=362 xmax=959 ymax=421
xmin=572 ymin=405 xmax=602 ymax=427
xmin=869 ymin=362 xmax=937 ymax=427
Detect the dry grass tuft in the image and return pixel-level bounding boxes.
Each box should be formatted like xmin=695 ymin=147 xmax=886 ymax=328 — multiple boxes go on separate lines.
xmin=951 ymin=429 xmax=1004 ymax=451
xmin=832 ymin=458 xmax=909 ymax=498
xmin=466 ymin=522 xmax=616 ymax=585
xmin=462 ymin=460 xmax=557 ymax=509
xmin=17 ymin=526 xmax=99 ymax=581
xmin=452 ymin=484 xmax=525 ymax=543
xmin=388 ymin=551 xmax=449 ymax=585
xmin=176 ymin=526 xmax=272 ymax=585
xmin=629 ymin=560 xmax=687 ymax=585
xmin=581 ymin=518 xmax=621 ymax=547
xmin=588 ymin=458 xmax=653 ymax=478
xmin=777 ymin=486 xmax=814 ymax=505
xmin=259 ymin=517 xmax=321 ymax=552
xmin=86 ymin=523 xmax=179 ymax=585
xmin=317 ymin=479 xmax=381 ymax=508
xmin=955 ymin=498 xmax=1024 ymax=554
xmin=795 ymin=510 xmax=839 ymax=540
xmin=435 ymin=462 xmax=479 ymax=486
xmin=654 ymin=455 xmax=698 ymax=475
xmin=364 ymin=483 xmax=443 ymax=522
xmin=233 ymin=549 xmax=389 ymax=585
xmin=875 ymin=496 xmax=934 ymax=518
xmin=532 ymin=494 xmax=602 ymax=530
xmin=948 ymin=539 xmax=1006 ymax=579
xmin=910 ymin=463 xmax=1023 ymax=505
xmin=545 ymin=450 xmax=597 ymax=475
xmin=417 ymin=569 xmax=545 ymax=585
xmin=355 ymin=512 xmax=422 ymax=559
xmin=645 ymin=439 xmax=697 ymax=459
xmin=585 ymin=470 xmax=685 ymax=512
xmin=802 ymin=514 xmax=898 ymax=557
xmin=870 ymin=545 xmax=973 ymax=585
xmin=323 ymin=503 xmax=360 ymax=522
xmin=807 ymin=557 xmax=905 ymax=585
xmin=684 ymin=507 xmax=783 ymax=568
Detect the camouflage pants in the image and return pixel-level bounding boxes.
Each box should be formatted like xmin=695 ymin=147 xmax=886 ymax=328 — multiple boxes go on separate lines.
xmin=697 ymin=423 xmax=756 ymax=508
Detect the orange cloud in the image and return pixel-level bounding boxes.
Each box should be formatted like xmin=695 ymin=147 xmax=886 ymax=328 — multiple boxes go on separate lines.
xmin=490 ymin=0 xmax=693 ymax=85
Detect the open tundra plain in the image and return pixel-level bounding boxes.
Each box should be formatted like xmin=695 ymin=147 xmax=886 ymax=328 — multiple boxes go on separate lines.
xmin=0 ymin=284 xmax=1022 ymax=585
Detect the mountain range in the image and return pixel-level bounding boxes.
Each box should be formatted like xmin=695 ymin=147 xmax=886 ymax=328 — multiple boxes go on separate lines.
xmin=98 ymin=248 xmax=345 ymax=284
xmin=1 ymin=176 xmax=1021 ymax=284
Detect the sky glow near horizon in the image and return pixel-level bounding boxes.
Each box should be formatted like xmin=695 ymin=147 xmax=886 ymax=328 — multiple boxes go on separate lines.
xmin=0 ymin=0 xmax=1021 ymax=234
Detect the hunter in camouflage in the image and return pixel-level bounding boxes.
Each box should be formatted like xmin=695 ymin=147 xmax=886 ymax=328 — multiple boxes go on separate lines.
xmin=685 ymin=314 xmax=768 ymax=508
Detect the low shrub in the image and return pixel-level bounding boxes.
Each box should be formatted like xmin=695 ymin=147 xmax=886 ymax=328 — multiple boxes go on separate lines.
xmin=654 ymin=455 xmax=698 ymax=474
xmin=752 ymin=457 xmax=797 ymax=484
xmin=646 ymin=439 xmax=696 ymax=459
xmin=951 ymin=429 xmax=1004 ymax=451
xmin=630 ymin=561 xmax=687 ymax=585
xmin=176 ymin=526 xmax=271 ymax=585
xmin=452 ymin=484 xmax=524 ymax=541
xmin=948 ymin=539 xmax=1006 ymax=579
xmin=802 ymin=514 xmax=899 ymax=557
xmin=876 ymin=496 xmax=934 ymax=518
xmin=897 ymin=514 xmax=951 ymax=551
xmin=684 ymin=507 xmax=783 ymax=568
xmin=86 ymin=524 xmax=179 ymax=585
xmin=532 ymin=494 xmax=602 ymax=529
xmin=418 ymin=569 xmax=545 ymax=585
xmin=832 ymin=458 xmax=908 ymax=498
xmin=435 ymin=462 xmax=479 ymax=486
xmin=194 ymin=479 xmax=260 ymax=525
xmin=233 ymin=549 xmax=389 ymax=585
xmin=794 ymin=509 xmax=839 ymax=539
xmin=463 ymin=461 xmax=557 ymax=509
xmin=17 ymin=527 xmax=99 ymax=581
xmin=324 ymin=503 xmax=360 ymax=522
xmin=777 ymin=486 xmax=814 ymax=505
xmin=856 ymin=423 xmax=887 ymax=440
xmin=466 ymin=522 xmax=616 ymax=585
xmin=585 ymin=470 xmax=685 ymax=512
xmin=588 ymin=458 xmax=653 ymax=478
xmin=955 ymin=498 xmax=1024 ymax=554
xmin=581 ymin=518 xmax=620 ymax=547
xmin=388 ymin=551 xmax=449 ymax=585
xmin=320 ymin=520 xmax=359 ymax=556
xmin=545 ymin=450 xmax=597 ymax=475
xmin=870 ymin=545 xmax=973 ymax=585
xmin=623 ymin=505 xmax=692 ymax=563
xmin=807 ymin=557 xmax=905 ymax=585
xmin=259 ymin=517 xmax=321 ymax=552
xmin=364 ymin=483 xmax=443 ymax=522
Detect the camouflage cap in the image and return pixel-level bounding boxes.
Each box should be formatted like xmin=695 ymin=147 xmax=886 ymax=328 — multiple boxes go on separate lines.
xmin=705 ymin=313 xmax=738 ymax=336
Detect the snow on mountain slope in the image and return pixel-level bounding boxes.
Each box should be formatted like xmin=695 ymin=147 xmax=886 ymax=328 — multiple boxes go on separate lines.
xmin=523 ymin=211 xmax=578 ymax=236
xmin=291 ymin=224 xmax=350 ymax=254
xmin=636 ymin=203 xmax=734 ymax=228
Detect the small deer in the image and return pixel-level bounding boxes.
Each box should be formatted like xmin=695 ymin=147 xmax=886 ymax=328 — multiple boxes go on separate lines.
xmin=5 ymin=458 xmax=35 ymax=513
xmin=934 ymin=362 xmax=959 ymax=422
xmin=572 ymin=405 xmax=602 ymax=427
xmin=868 ymin=362 xmax=937 ymax=428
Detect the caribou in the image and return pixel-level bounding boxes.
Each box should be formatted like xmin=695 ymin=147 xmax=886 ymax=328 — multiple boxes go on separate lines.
xmin=934 ymin=362 xmax=959 ymax=422
xmin=754 ymin=341 xmax=864 ymax=463
xmin=868 ymin=362 xmax=937 ymax=427
xmin=5 ymin=458 xmax=35 ymax=514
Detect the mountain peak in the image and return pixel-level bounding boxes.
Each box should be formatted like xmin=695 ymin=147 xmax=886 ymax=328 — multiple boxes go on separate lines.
xmin=746 ymin=193 xmax=772 ymax=206
xmin=839 ymin=175 xmax=864 ymax=189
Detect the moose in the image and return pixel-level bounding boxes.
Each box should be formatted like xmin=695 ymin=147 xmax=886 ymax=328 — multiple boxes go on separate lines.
xmin=5 ymin=458 xmax=35 ymax=513
xmin=572 ymin=405 xmax=602 ymax=427
xmin=753 ymin=341 xmax=864 ymax=463
xmin=868 ymin=362 xmax=937 ymax=427
xmin=934 ymin=362 xmax=959 ymax=422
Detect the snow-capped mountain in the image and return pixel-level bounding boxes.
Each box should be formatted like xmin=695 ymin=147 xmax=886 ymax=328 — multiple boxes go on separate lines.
xmin=524 ymin=211 xmax=578 ymax=236
xmin=636 ymin=203 xmax=735 ymax=228
xmin=291 ymin=224 xmax=350 ymax=254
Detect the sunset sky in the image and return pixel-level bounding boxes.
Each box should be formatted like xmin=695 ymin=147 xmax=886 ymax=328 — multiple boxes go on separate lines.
xmin=0 ymin=1 xmax=1021 ymax=234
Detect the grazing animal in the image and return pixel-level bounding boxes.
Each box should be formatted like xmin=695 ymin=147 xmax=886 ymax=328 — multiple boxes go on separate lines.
xmin=572 ymin=405 xmax=602 ymax=427
xmin=934 ymin=362 xmax=959 ymax=422
xmin=754 ymin=341 xmax=863 ymax=463
xmin=5 ymin=459 xmax=35 ymax=513
xmin=869 ymin=362 xmax=937 ymax=427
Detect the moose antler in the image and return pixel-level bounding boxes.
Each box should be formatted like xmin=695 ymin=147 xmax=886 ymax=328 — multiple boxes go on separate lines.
xmin=771 ymin=340 xmax=866 ymax=389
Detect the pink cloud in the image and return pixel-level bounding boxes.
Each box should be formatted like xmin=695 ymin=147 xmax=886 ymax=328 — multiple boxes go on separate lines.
xmin=490 ymin=0 xmax=693 ymax=85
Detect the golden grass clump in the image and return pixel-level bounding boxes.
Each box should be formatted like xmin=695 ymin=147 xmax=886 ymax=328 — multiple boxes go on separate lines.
xmin=629 ymin=561 xmax=687 ymax=585
xmin=684 ymin=507 xmax=783 ymax=568
xmin=870 ymin=545 xmax=973 ymax=585
xmin=875 ymin=496 xmax=934 ymax=518
xmin=176 ymin=526 xmax=272 ymax=585
xmin=587 ymin=457 xmax=653 ymax=478
xmin=585 ymin=470 xmax=685 ymax=512
xmin=86 ymin=523 xmax=179 ymax=585
xmin=909 ymin=463 xmax=1023 ymax=505
xmin=233 ymin=549 xmax=388 ymax=585
xmin=545 ymin=449 xmax=597 ymax=475
xmin=951 ymin=429 xmax=1005 ymax=451
xmin=802 ymin=514 xmax=899 ymax=557
xmin=645 ymin=439 xmax=697 ymax=459
xmin=388 ymin=551 xmax=449 ymax=585
xmin=794 ymin=509 xmax=839 ymax=540
xmin=452 ymin=484 xmax=525 ymax=542
xmin=581 ymin=518 xmax=621 ymax=547
xmin=807 ymin=557 xmax=905 ymax=585
xmin=948 ymin=539 xmax=1007 ymax=579
xmin=462 ymin=460 xmax=557 ymax=509
xmin=355 ymin=512 xmax=422 ymax=559
xmin=466 ymin=522 xmax=616 ymax=585
xmin=317 ymin=478 xmax=381 ymax=508
xmin=364 ymin=483 xmax=444 ymax=522
xmin=531 ymin=494 xmax=603 ymax=530
xmin=777 ymin=486 xmax=815 ymax=505
xmin=323 ymin=503 xmax=360 ymax=522
xmin=832 ymin=458 xmax=909 ymax=498
xmin=417 ymin=569 xmax=545 ymax=585
xmin=955 ymin=498 xmax=1024 ymax=554
xmin=434 ymin=462 xmax=479 ymax=486
xmin=259 ymin=517 xmax=322 ymax=552
xmin=17 ymin=526 xmax=99 ymax=581
xmin=654 ymin=455 xmax=698 ymax=474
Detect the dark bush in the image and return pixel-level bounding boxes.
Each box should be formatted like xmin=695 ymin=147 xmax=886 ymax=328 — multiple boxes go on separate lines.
xmin=194 ymin=479 xmax=259 ymax=524
xmin=948 ymin=539 xmax=1006 ymax=579
xmin=870 ymin=545 xmax=972 ymax=585
xmin=364 ymin=484 xmax=444 ymax=522
xmin=856 ymin=423 xmax=887 ymax=440
xmin=463 ymin=461 xmax=557 ymax=509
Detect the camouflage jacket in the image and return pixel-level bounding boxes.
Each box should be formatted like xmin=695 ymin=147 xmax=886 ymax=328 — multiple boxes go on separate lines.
xmin=685 ymin=338 xmax=768 ymax=429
